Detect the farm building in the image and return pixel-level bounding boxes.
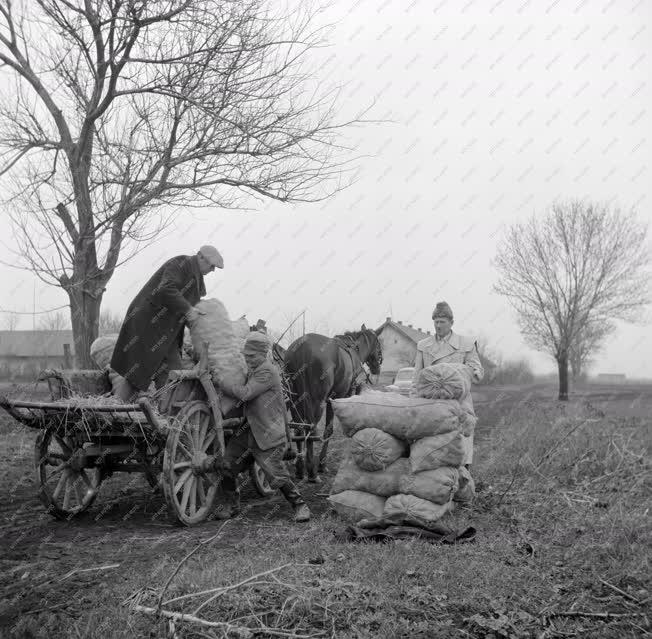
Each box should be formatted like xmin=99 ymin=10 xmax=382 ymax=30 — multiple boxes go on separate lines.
xmin=595 ymin=373 xmax=627 ymax=384
xmin=375 ymin=318 xmax=432 ymax=377
xmin=0 ymin=330 xmax=74 ymax=380
xmin=375 ymin=317 xmax=496 ymax=384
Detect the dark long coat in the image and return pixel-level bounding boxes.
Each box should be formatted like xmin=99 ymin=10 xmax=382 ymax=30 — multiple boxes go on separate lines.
xmin=111 ymin=255 xmax=206 ymax=390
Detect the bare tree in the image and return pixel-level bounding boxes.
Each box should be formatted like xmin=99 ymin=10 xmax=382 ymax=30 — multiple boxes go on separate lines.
xmin=494 ymin=201 xmax=650 ymax=400
xmin=569 ymin=321 xmax=614 ymax=382
xmin=0 ymin=1 xmax=361 ymax=366
xmin=395 ymin=346 xmax=416 ymax=368
xmin=98 ymin=308 xmax=123 ymax=335
xmin=38 ymin=311 xmax=70 ymax=330
xmin=3 ymin=312 xmax=19 ymax=330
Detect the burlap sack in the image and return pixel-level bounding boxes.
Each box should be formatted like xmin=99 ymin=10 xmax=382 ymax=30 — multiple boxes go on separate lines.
xmin=409 ymin=431 xmax=465 ymax=473
xmin=90 ymin=335 xmax=118 ymax=370
xmin=351 ymin=428 xmax=407 ymax=471
xmin=90 ymin=335 xmax=128 ymax=395
xmin=331 ymin=455 xmax=408 ymax=497
xmin=413 ymin=363 xmax=471 ymax=400
xmin=189 ymin=299 xmax=247 ymax=385
xmin=398 ymin=467 xmax=459 ymax=504
xmin=328 ymin=490 xmax=386 ymax=523
xmin=454 ymin=466 xmax=476 ymax=503
xmin=383 ymin=494 xmax=452 ymax=528
xmin=331 ymin=391 xmax=461 ymax=441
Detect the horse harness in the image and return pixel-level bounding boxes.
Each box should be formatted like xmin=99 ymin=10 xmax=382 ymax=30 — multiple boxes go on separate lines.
xmin=334 ymin=335 xmax=371 ymax=397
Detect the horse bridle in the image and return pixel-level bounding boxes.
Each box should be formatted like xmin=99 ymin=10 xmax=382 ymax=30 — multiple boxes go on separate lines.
xmin=336 ymin=331 xmax=381 ymax=395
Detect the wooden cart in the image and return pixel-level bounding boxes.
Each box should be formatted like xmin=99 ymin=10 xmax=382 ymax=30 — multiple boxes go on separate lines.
xmin=0 ymin=348 xmax=275 ymax=526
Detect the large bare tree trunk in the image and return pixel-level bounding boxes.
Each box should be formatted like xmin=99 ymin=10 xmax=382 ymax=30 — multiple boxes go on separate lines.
xmin=557 ymin=352 xmax=569 ymax=401
xmin=68 ymin=289 xmax=102 ymax=369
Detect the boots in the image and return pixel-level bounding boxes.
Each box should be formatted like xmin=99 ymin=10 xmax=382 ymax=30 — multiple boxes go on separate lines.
xmin=215 ymin=489 xmax=241 ymax=520
xmin=280 ymin=483 xmax=311 ymax=523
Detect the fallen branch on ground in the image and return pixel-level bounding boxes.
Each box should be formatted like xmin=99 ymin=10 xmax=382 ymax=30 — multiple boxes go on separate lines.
xmin=131 ymin=604 xmax=324 ymax=638
xmin=599 ymin=578 xmax=643 ymax=605
xmin=59 ymin=563 xmax=121 ymax=581
xmin=156 ymin=520 xmax=231 ymax=611
xmin=548 ymin=611 xmax=645 ymax=619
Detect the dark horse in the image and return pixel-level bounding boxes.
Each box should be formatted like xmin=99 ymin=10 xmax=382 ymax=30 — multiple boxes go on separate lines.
xmin=283 ymin=325 xmax=382 ymax=481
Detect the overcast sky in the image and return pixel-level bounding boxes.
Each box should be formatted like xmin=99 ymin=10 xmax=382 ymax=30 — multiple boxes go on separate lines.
xmin=0 ymin=0 xmax=650 ymax=377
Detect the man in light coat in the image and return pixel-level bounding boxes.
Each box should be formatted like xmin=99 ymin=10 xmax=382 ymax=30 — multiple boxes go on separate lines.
xmin=414 ymin=301 xmax=483 ymax=468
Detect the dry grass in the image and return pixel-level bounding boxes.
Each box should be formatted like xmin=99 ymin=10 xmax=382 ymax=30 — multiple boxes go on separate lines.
xmin=3 ymin=395 xmax=651 ymax=638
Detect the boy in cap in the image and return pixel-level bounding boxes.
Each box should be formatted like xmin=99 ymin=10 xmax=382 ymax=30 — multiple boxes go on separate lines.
xmin=111 ymin=245 xmax=223 ymax=401
xmin=215 ymin=331 xmax=311 ymax=523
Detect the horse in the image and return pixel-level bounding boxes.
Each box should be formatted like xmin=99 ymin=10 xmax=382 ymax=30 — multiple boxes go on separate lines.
xmin=283 ymin=324 xmax=383 ymax=481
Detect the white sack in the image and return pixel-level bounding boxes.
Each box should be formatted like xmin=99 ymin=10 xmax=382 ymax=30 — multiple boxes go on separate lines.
xmin=351 ymin=428 xmax=407 ymax=471
xmin=331 ymin=390 xmax=462 ymax=441
xmin=398 ymin=467 xmax=459 ymax=505
xmin=328 ymin=490 xmax=386 ymax=523
xmin=409 ymin=431 xmax=466 ymax=473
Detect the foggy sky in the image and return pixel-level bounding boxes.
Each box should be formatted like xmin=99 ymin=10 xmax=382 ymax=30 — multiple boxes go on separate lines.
xmin=0 ymin=0 xmax=650 ymax=377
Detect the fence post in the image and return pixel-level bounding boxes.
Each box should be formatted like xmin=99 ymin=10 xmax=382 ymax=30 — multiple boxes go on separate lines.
xmin=63 ymin=343 xmax=72 ymax=369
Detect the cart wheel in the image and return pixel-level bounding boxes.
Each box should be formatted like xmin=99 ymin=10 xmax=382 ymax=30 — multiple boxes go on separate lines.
xmin=163 ymin=400 xmax=219 ymax=526
xmin=250 ymin=462 xmax=274 ymax=497
xmin=35 ymin=429 xmax=101 ymax=519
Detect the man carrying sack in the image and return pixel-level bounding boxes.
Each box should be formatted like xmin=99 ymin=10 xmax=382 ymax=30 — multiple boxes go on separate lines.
xmin=215 ymin=332 xmax=311 ymax=523
xmin=111 ymin=245 xmax=223 ymax=401
xmin=414 ymin=301 xmax=484 ymax=469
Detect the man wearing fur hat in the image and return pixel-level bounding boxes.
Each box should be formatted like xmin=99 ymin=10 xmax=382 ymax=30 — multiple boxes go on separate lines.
xmin=414 ymin=301 xmax=483 ymax=468
xmin=214 ymin=331 xmax=311 ymax=523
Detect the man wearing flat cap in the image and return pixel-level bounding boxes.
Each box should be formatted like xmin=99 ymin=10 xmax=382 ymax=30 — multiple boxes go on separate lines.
xmin=215 ymin=332 xmax=311 ymax=523
xmin=111 ymin=245 xmax=223 ymax=401
xmin=414 ymin=301 xmax=483 ymax=468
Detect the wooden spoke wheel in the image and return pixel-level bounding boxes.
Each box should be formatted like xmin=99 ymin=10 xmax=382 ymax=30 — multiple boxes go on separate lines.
xmin=35 ymin=429 xmax=101 ymax=519
xmin=249 ymin=462 xmax=274 ymax=497
xmin=163 ymin=400 xmax=220 ymax=526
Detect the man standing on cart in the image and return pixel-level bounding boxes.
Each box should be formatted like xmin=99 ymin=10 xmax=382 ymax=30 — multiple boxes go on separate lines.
xmin=215 ymin=331 xmax=311 ymax=523
xmin=111 ymin=245 xmax=224 ymax=401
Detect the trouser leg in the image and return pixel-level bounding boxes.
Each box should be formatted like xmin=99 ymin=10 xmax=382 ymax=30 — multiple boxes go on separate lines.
xmin=252 ymin=440 xmax=310 ymax=521
xmin=215 ymin=426 xmax=251 ymax=519
xmin=113 ymin=376 xmax=139 ymax=402
xmin=153 ymin=338 xmax=183 ymax=390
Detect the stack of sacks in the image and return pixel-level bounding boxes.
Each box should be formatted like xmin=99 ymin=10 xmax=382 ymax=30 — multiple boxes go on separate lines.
xmin=328 ymin=390 xmax=466 ymax=528
xmin=411 ymin=363 xmax=478 ymax=504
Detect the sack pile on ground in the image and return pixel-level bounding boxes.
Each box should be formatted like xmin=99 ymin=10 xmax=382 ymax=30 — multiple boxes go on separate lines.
xmin=189 ymin=299 xmax=247 ymax=385
xmin=329 ymin=389 xmax=470 ymax=528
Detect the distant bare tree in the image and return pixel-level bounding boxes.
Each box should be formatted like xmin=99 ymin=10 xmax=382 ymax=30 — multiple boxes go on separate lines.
xmin=98 ymin=309 xmax=123 ymax=335
xmin=569 ymin=321 xmax=614 ymax=382
xmin=38 ymin=311 xmax=70 ymax=331
xmin=494 ymin=201 xmax=650 ymax=400
xmin=0 ymin=1 xmax=363 ymax=366
xmin=3 ymin=312 xmax=19 ymax=330
xmin=395 ymin=346 xmax=416 ymax=368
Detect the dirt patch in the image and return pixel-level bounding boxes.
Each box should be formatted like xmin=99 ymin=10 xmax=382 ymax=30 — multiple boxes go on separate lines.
xmin=1 ymin=382 xmax=650 ymax=637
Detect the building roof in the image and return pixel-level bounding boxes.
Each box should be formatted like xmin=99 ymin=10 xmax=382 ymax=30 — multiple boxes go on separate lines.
xmin=376 ymin=317 xmax=432 ymax=344
xmin=0 ymin=330 xmax=75 ymax=357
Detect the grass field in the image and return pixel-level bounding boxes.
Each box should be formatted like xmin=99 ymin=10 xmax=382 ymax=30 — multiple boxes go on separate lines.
xmin=0 ymin=381 xmax=650 ymax=638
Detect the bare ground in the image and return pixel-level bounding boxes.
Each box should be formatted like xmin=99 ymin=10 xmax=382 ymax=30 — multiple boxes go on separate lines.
xmin=0 ymin=381 xmax=650 ymax=638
